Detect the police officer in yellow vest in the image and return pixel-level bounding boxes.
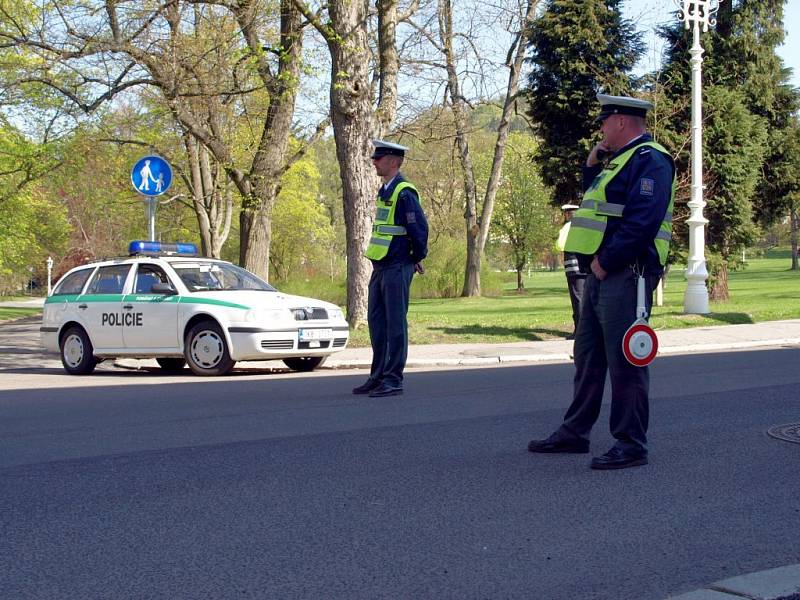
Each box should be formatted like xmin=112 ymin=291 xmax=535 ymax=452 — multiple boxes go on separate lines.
xmin=528 ymin=94 xmax=675 ymax=469
xmin=352 ymin=140 xmax=429 ymax=398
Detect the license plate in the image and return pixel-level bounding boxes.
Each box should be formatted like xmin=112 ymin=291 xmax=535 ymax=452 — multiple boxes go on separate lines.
xmin=299 ymin=328 xmax=332 ymax=341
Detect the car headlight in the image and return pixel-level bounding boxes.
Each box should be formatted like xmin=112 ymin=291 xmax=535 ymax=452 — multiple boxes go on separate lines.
xmin=328 ymin=307 xmax=345 ymax=321
xmin=246 ymin=309 xmax=289 ymax=323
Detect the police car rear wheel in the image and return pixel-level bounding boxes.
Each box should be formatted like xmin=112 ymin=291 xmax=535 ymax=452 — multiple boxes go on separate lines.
xmin=156 ymin=357 xmax=186 ymax=373
xmin=185 ymin=321 xmax=235 ymax=376
xmin=283 ymin=356 xmax=326 ymax=372
xmin=60 ymin=326 xmax=98 ymax=375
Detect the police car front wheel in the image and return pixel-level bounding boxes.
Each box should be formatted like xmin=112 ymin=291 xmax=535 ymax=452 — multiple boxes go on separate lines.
xmin=60 ymin=326 xmax=98 ymax=375
xmin=185 ymin=321 xmax=235 ymax=376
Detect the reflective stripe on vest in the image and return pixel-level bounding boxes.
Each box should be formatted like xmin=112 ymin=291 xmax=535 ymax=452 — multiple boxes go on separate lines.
xmin=564 ymin=141 xmax=676 ymax=266
xmin=365 ymin=181 xmax=419 ymax=261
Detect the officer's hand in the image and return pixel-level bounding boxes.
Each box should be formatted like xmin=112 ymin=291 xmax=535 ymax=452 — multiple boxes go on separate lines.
xmin=414 ymin=262 xmax=425 ymax=275
xmin=587 ymin=143 xmax=611 ymax=167
xmin=591 ymin=256 xmax=607 ymax=281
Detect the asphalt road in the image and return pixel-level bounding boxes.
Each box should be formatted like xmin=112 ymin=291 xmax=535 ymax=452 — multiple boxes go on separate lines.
xmin=1 ymin=320 xmax=799 ymax=599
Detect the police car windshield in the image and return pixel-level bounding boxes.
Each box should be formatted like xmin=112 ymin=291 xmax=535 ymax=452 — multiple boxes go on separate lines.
xmin=169 ymin=261 xmax=277 ymax=292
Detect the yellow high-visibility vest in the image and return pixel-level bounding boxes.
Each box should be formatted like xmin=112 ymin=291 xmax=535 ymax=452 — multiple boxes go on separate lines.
xmin=365 ymin=182 xmax=419 ymax=261
xmin=564 ymin=141 xmax=675 ymax=266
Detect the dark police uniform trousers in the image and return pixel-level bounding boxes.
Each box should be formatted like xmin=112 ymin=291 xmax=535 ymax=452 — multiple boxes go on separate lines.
xmin=557 ymin=268 xmax=658 ymax=454
xmin=367 ymin=261 xmax=415 ymax=388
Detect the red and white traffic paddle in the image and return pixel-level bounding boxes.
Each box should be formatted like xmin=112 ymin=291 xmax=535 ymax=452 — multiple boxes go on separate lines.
xmin=622 ymin=275 xmax=658 ymax=367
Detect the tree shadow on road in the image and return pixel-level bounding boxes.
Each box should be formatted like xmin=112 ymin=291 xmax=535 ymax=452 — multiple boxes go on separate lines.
xmin=427 ymin=324 xmax=568 ymax=341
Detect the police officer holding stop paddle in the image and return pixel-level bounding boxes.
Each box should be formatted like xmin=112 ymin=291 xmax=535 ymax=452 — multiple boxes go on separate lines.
xmin=527 ymin=93 xmax=676 ymax=470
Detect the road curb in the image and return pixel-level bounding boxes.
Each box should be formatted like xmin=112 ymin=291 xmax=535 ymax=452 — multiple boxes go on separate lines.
xmin=667 ymin=564 xmax=800 ymax=600
xmin=658 ymin=338 xmax=800 ymax=355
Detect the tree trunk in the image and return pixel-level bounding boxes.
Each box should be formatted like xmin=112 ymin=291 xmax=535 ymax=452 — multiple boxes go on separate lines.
xmin=791 ymin=205 xmax=798 ymax=271
xmin=327 ymin=0 xmax=377 ymax=327
xmin=437 ymin=0 xmax=537 ymax=297
xmin=237 ymin=0 xmax=303 ymax=280
xmin=239 ymin=200 xmax=273 ymax=281
xmin=183 ymin=134 xmax=232 ymax=259
xmin=516 ymin=267 xmax=524 ymax=291
xmin=293 ymin=0 xmax=404 ymax=326
xmin=185 ymin=134 xmax=213 ymax=256
xmin=375 ymin=0 xmax=399 ymax=135
xmin=710 ymin=260 xmax=729 ymax=301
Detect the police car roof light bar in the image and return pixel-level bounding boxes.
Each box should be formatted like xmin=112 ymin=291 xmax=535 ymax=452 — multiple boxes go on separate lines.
xmin=128 ymin=240 xmax=199 ymax=257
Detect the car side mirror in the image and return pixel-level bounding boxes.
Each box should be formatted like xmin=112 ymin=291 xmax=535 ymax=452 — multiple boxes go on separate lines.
xmin=151 ymin=282 xmax=178 ymax=295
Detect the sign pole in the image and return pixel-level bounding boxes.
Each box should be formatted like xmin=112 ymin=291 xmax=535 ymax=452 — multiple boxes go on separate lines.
xmin=147 ymin=197 xmax=157 ymax=241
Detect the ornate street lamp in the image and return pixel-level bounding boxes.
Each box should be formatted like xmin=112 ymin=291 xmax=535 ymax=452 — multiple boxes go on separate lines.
xmin=46 ymin=256 xmax=54 ymax=296
xmin=676 ymin=0 xmax=721 ymax=314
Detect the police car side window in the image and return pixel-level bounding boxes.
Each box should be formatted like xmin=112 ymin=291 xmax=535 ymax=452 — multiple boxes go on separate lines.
xmin=135 ymin=265 xmax=168 ymax=293
xmin=53 ymin=268 xmax=94 ymax=296
xmin=86 ymin=265 xmax=131 ymax=295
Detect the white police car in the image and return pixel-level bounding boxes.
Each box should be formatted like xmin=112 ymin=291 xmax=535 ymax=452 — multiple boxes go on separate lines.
xmin=40 ymin=241 xmax=350 ymax=376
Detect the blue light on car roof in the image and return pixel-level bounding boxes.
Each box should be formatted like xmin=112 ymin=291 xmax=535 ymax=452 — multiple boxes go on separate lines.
xmin=128 ymin=241 xmax=199 ymax=257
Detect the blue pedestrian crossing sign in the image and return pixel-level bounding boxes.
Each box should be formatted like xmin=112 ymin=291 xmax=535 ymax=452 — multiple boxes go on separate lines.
xmin=131 ymin=155 xmax=173 ymax=197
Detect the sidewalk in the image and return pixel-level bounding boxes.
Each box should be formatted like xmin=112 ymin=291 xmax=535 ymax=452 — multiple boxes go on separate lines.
xmin=0 ymin=297 xmax=46 ymax=309
xmin=323 ymin=319 xmax=800 ymax=370
xmin=112 ymin=319 xmax=800 ymax=372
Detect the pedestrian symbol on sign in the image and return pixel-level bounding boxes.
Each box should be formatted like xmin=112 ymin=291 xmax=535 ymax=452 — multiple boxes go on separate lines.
xmin=131 ymin=156 xmax=172 ymax=197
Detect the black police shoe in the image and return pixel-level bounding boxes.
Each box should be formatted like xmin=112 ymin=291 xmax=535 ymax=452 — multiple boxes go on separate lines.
xmin=368 ymin=383 xmax=403 ymax=398
xmin=527 ymin=434 xmax=589 ymax=454
xmin=352 ymin=378 xmax=380 ymax=395
xmin=590 ymin=447 xmax=648 ymax=470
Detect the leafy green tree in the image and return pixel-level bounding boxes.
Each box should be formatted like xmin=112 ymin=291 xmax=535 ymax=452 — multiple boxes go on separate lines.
xmin=702 ymin=86 xmax=767 ymax=298
xmin=0 ymin=0 xmax=72 ymax=291
xmin=270 ymin=152 xmax=335 ymax=282
xmin=2 ymin=0 xmax=315 ymax=282
xmin=715 ymin=1 xmax=800 ymax=257
xmin=773 ymin=117 xmax=800 ymax=269
xmin=485 ymin=133 xmax=555 ymax=290
xmin=524 ymin=0 xmax=644 ymax=205
xmin=0 ymin=189 xmax=69 ymax=294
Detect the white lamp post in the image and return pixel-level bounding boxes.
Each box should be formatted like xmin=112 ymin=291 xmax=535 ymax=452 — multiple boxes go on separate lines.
xmin=676 ymin=0 xmax=721 ymax=314
xmin=46 ymin=256 xmax=54 ymax=296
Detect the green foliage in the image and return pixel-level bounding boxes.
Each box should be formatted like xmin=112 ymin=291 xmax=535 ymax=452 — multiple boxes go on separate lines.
xmin=270 ymin=152 xmax=337 ymax=282
xmin=524 ymin=0 xmax=645 ymax=203
xmin=702 ymin=85 xmax=766 ymax=256
xmin=411 ymin=237 xmax=465 ymax=299
xmin=278 ymin=276 xmax=347 ymax=307
xmin=0 ymin=67 xmax=71 ymax=292
xmin=0 ymin=121 xmax=61 ymax=205
xmin=489 ymin=133 xmax=557 ymax=280
xmin=0 ymin=189 xmax=68 ymax=293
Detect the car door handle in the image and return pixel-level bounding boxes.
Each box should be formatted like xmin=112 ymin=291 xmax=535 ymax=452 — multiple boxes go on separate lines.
xmin=78 ymin=304 xmax=87 ymax=309
xmin=123 ymin=304 xmax=133 ymax=310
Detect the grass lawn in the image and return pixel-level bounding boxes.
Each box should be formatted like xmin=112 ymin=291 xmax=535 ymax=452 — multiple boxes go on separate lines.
xmin=0 ymin=307 xmax=42 ymax=321
xmin=349 ymin=251 xmax=800 ymax=347
xmin=4 ymin=251 xmax=798 ymax=348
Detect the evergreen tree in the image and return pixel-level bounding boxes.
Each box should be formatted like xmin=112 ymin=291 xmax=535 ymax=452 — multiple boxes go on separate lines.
xmin=524 ymin=0 xmax=644 ymax=204
xmin=656 ymin=0 xmax=795 ymax=298
xmin=711 ymin=1 xmax=800 ymax=236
